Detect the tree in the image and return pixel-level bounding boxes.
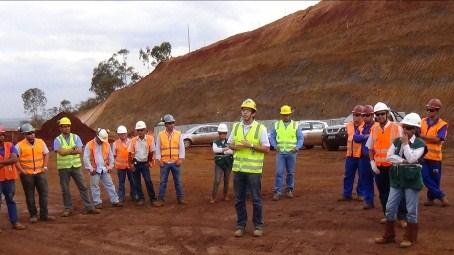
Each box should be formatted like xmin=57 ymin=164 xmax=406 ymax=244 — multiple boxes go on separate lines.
xmin=90 ymin=49 xmax=141 ymax=100
xmin=139 ymin=42 xmax=172 ymax=69
xmin=21 ymin=88 xmax=47 ymax=126
xmin=59 ymin=99 xmax=74 ymax=112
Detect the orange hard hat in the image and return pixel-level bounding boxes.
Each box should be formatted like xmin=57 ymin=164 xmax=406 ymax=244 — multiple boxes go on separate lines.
xmin=363 ymin=105 xmax=374 ymax=114
xmin=352 ymin=105 xmax=364 ymax=114
xmin=426 ymin=98 xmax=442 ymax=109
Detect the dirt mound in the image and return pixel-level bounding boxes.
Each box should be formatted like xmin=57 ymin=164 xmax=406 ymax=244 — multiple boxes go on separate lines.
xmin=90 ymin=1 xmax=454 ymax=146
xmin=37 ymin=112 xmax=96 ymax=146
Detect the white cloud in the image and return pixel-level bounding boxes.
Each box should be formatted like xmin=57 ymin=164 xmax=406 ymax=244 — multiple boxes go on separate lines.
xmin=0 ymin=1 xmax=318 ymax=119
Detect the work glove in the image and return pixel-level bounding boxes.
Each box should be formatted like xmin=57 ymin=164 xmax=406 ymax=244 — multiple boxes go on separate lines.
xmin=370 ymin=160 xmax=380 ymax=174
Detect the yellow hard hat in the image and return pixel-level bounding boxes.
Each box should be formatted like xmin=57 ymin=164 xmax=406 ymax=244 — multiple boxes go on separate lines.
xmin=280 ymin=105 xmax=292 ymax=115
xmin=59 ymin=117 xmax=71 ymax=126
xmin=241 ymin=98 xmax=257 ymax=111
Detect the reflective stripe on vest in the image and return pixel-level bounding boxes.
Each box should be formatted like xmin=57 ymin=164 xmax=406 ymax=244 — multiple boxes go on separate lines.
xmin=87 ymin=139 xmax=110 ymax=169
xmin=17 ymin=138 xmax=45 ymax=175
xmin=275 ymin=120 xmax=297 ymax=152
xmin=0 ymin=142 xmax=18 ymax=181
xmin=114 ymin=139 xmax=130 ymax=169
xmin=159 ymin=130 xmax=181 ymax=163
xmin=421 ymin=117 xmax=448 ymax=161
xmin=371 ymin=122 xmax=400 ymax=167
xmin=232 ymin=121 xmax=265 ymax=174
xmin=56 ymin=133 xmax=82 ymax=169
xmin=346 ymin=122 xmax=363 ymax=158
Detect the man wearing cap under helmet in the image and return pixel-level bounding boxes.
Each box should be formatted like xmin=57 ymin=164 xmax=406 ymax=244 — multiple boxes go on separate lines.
xmin=83 ymin=129 xmax=122 ymax=208
xmin=270 ymin=105 xmax=303 ymax=201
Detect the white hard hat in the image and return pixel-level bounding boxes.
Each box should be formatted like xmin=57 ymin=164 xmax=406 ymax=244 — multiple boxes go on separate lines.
xmin=373 ymin=102 xmax=390 ymax=113
xmin=97 ymin=128 xmax=109 ymax=142
xmin=163 ymin=114 xmax=175 ymax=123
xmin=401 ymin=113 xmax=421 ymax=128
xmin=20 ymin=123 xmax=35 ymax=133
xmin=117 ymin=125 xmax=128 ymax=134
xmin=135 ymin=121 xmax=146 ymax=130
xmin=217 ymin=123 xmax=228 ymax=133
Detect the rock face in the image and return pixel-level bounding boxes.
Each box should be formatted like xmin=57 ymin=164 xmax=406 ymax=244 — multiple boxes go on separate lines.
xmin=90 ymin=1 xmax=454 ymax=143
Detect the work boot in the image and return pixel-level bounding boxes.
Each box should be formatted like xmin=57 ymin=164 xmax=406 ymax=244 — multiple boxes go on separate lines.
xmin=375 ymin=220 xmax=396 ymax=244
xmin=234 ymin=228 xmax=244 ymax=237
xmin=209 ymin=198 xmax=216 ymax=204
xmin=151 ymin=200 xmax=161 ymax=207
xmin=423 ymin=199 xmax=434 ymax=206
xmin=441 ymin=197 xmax=450 ymax=207
xmin=400 ymin=222 xmax=418 ymax=248
xmin=29 ymin=216 xmax=38 ymax=224
xmin=272 ymin=193 xmax=280 ymax=201
xmin=95 ymin=204 xmax=103 ymax=209
xmin=40 ymin=215 xmax=56 ymax=221
xmin=337 ymin=196 xmax=352 ymax=202
xmin=61 ymin=209 xmax=73 ymax=217
xmin=12 ymin=223 xmax=27 ymax=230
xmin=86 ymin=208 xmax=101 ymax=215
xmin=177 ymin=199 xmax=187 ymax=205
xmin=253 ymin=228 xmax=263 ymax=237
xmin=112 ymin=202 xmax=123 ymax=208
xmin=137 ymin=199 xmax=144 ymax=206
xmin=380 ymin=217 xmax=387 ymax=224
xmin=286 ymin=190 xmax=294 ymax=199
xmin=223 ymin=193 xmax=230 ymax=201
xmin=399 ymin=220 xmax=407 ymax=228
xmin=363 ymin=203 xmax=374 ymax=210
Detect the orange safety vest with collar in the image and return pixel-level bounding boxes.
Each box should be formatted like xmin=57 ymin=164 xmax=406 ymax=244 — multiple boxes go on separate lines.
xmin=87 ymin=139 xmax=110 ymax=170
xmin=346 ymin=121 xmax=363 ymax=158
xmin=129 ymin=134 xmax=154 ymax=165
xmin=113 ymin=138 xmax=131 ymax=170
xmin=17 ymin=138 xmax=46 ymax=175
xmin=421 ymin=117 xmax=448 ymax=161
xmin=159 ymin=130 xmax=181 ymax=163
xmin=0 ymin=142 xmax=18 ymax=181
xmin=370 ymin=122 xmax=400 ymax=167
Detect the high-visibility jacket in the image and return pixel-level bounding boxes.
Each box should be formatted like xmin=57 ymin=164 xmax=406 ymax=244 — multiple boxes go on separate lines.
xmin=129 ymin=134 xmax=154 ymax=164
xmin=113 ymin=138 xmax=131 ymax=169
xmin=87 ymin=139 xmax=110 ymax=170
xmin=159 ymin=130 xmax=181 ymax=163
xmin=232 ymin=121 xmax=266 ymax=174
xmin=0 ymin=142 xmax=18 ymax=181
xmin=370 ymin=122 xmax=401 ymax=167
xmin=421 ymin=117 xmax=448 ymax=161
xmin=16 ymin=138 xmax=46 ymax=175
xmin=56 ymin=133 xmax=82 ymax=169
xmin=346 ymin=121 xmax=363 ymax=158
xmin=275 ymin=120 xmax=297 ymax=152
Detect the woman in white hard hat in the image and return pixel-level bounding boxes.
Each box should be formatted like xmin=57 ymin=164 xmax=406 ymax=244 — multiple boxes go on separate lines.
xmin=210 ymin=123 xmax=234 ymax=204
xmin=375 ymin=113 xmax=426 ymax=248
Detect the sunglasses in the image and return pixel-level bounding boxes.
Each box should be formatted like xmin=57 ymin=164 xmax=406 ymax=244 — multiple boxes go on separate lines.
xmin=136 ymin=129 xmax=146 ymax=132
xmin=25 ymin=131 xmax=35 ymax=135
xmin=362 ymin=114 xmax=372 ymax=117
xmin=165 ymin=122 xmax=175 ymax=125
xmin=402 ymin=125 xmax=415 ymax=130
xmin=353 ymin=114 xmax=361 ymax=117
xmin=218 ymin=132 xmax=227 ymax=135
xmin=375 ymin=112 xmax=387 ymax=116
xmin=426 ymin=108 xmax=437 ymax=112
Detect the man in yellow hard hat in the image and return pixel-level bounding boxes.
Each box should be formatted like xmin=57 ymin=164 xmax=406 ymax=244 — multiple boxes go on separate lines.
xmin=228 ymin=98 xmax=270 ymax=237
xmin=270 ymin=105 xmax=303 ymax=201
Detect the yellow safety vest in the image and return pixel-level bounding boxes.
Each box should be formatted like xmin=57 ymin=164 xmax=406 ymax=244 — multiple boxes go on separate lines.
xmin=275 ymin=120 xmax=297 ymax=152
xmin=56 ymin=133 xmax=82 ymax=169
xmin=232 ymin=121 xmax=265 ymax=174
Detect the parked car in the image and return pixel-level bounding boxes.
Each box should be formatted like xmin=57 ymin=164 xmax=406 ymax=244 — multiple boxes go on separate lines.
xmin=321 ymin=111 xmax=405 ymax=151
xmin=269 ymin=120 xmax=328 ymax=150
xmin=182 ymin=124 xmax=219 ymax=147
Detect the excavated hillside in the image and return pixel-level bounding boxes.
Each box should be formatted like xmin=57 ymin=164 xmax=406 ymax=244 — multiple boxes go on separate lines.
xmin=92 ymin=1 xmax=454 ymax=134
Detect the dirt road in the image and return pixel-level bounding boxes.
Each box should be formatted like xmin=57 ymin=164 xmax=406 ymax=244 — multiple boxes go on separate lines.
xmin=1 ymin=147 xmax=453 ymax=255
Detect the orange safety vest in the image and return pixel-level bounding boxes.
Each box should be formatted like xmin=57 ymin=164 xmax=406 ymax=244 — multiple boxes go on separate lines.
xmin=87 ymin=139 xmax=110 ymax=169
xmin=17 ymin=138 xmax=46 ymax=175
xmin=113 ymin=138 xmax=131 ymax=170
xmin=346 ymin=121 xmax=363 ymax=158
xmin=421 ymin=117 xmax=448 ymax=161
xmin=159 ymin=130 xmax=181 ymax=163
xmin=370 ymin=122 xmax=401 ymax=167
xmin=0 ymin=142 xmax=18 ymax=181
xmin=129 ymin=134 xmax=154 ymax=165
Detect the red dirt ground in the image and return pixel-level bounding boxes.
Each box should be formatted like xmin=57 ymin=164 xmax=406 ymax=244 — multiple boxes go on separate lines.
xmin=1 ymin=147 xmax=453 ymax=255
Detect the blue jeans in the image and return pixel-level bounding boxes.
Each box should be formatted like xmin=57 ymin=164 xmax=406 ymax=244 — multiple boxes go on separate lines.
xmin=158 ymin=163 xmax=184 ymax=201
xmin=133 ymin=162 xmax=157 ymax=201
xmin=374 ymin=166 xmax=407 ymax=219
xmin=0 ymin=180 xmax=18 ymax=224
xmin=274 ymin=152 xmax=296 ymax=194
xmin=342 ymin=157 xmax=361 ymax=198
xmin=117 ymin=169 xmax=136 ymax=202
xmin=386 ymin=187 xmax=419 ymax=223
xmin=234 ymin=172 xmax=263 ymax=230
xmin=422 ymin=159 xmax=445 ymax=200
xmin=359 ymin=156 xmax=374 ymax=206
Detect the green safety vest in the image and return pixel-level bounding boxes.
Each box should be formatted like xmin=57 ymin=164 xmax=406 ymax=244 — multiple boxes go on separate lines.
xmin=389 ymin=137 xmax=425 ymax=191
xmin=275 ymin=120 xmax=297 ymax=152
xmin=232 ymin=121 xmax=265 ymax=174
xmin=214 ymin=139 xmax=233 ymax=170
xmin=56 ymin=133 xmax=82 ymax=169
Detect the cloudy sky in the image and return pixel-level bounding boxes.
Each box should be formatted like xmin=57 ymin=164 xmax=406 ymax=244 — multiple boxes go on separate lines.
xmin=0 ymin=1 xmax=317 ymax=119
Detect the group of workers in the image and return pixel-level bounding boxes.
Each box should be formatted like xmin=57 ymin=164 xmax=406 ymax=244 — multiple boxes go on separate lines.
xmin=339 ymin=98 xmax=448 ymax=248
xmin=0 ymin=97 xmax=449 ymax=247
